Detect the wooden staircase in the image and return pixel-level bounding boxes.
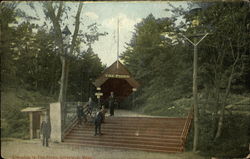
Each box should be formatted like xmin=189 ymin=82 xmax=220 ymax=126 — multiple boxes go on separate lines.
xmin=63 ymin=115 xmax=192 ymax=153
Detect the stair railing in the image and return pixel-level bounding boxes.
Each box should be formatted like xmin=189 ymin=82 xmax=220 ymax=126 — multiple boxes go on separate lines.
xmin=62 ymin=102 xmax=88 ymax=140
xmin=180 ymin=106 xmax=194 ymax=151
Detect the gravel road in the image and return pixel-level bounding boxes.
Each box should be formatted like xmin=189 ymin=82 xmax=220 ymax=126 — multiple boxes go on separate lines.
xmin=1 ymin=139 xmax=205 ymax=159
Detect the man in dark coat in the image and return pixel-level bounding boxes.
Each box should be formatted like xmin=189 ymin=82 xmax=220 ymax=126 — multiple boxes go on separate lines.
xmin=94 ymin=111 xmax=103 ymax=136
xmin=40 ymin=116 xmax=51 ymax=147
xmin=109 ymin=92 xmax=115 ymax=116
xmin=100 ymin=105 xmax=107 ymax=123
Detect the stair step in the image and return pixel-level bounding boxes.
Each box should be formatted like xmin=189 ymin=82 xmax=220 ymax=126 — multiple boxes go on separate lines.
xmin=68 ymin=131 xmax=182 ymax=139
xmin=93 ymin=118 xmax=185 ymax=123
xmin=105 ymin=117 xmax=186 ymax=120
xmin=63 ymin=116 xmax=189 ymax=153
xmin=63 ymin=139 xmax=182 ymax=152
xmin=73 ymin=126 xmax=183 ymax=132
xmin=62 ymin=142 xmax=182 ymax=153
xmin=71 ymin=129 xmax=183 ymax=136
xmin=99 ymin=122 xmax=185 ymax=126
xmin=65 ymin=135 xmax=182 ymax=144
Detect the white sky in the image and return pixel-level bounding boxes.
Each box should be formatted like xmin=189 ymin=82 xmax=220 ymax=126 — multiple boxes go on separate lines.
xmin=16 ymin=1 xmax=188 ymax=66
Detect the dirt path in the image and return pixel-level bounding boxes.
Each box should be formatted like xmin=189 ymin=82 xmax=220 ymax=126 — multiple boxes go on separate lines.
xmin=1 ymin=139 xmax=205 ymax=159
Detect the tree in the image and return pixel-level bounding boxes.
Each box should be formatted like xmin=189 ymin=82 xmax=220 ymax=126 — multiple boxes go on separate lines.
xmin=198 ymin=2 xmax=250 ymax=140
xmin=1 ymin=1 xmax=106 ymax=138
xmin=122 ymin=2 xmax=250 ymax=153
xmin=121 ymin=14 xmax=192 ymax=113
xmin=42 ymin=2 xmax=83 ymax=104
xmin=1 ymin=2 xmax=19 ymax=87
xmin=67 ymin=48 xmax=105 ymax=101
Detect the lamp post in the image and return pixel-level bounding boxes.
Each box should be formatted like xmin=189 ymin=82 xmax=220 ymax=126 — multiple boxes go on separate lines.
xmin=95 ymin=87 xmax=103 ymax=109
xmin=181 ymin=6 xmax=209 ymax=152
xmin=161 ymin=5 xmax=209 ymax=152
xmin=61 ymin=25 xmax=71 ymax=132
xmin=132 ymin=88 xmax=137 ymax=108
xmin=62 ymin=26 xmax=71 ymax=56
xmin=181 ymin=33 xmax=208 ymax=152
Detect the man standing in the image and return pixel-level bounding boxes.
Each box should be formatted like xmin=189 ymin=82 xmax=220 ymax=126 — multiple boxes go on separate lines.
xmin=94 ymin=111 xmax=103 ymax=136
xmin=40 ymin=116 xmax=51 ymax=147
xmin=100 ymin=105 xmax=107 ymax=123
xmin=109 ymin=92 xmax=115 ymax=116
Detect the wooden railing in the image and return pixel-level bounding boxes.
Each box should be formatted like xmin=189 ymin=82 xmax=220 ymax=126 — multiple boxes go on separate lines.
xmin=62 ymin=102 xmax=88 ymax=140
xmin=180 ymin=106 xmax=194 ymax=151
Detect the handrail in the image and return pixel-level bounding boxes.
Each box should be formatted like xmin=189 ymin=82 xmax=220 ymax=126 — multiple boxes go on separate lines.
xmin=62 ymin=116 xmax=78 ymax=140
xmin=180 ymin=106 xmax=194 ymax=151
xmin=62 ymin=102 xmax=88 ymax=140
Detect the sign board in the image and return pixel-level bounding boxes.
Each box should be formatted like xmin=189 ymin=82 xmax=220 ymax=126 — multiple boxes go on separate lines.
xmin=104 ymin=74 xmax=130 ymax=79
xmin=95 ymin=92 xmax=103 ymax=96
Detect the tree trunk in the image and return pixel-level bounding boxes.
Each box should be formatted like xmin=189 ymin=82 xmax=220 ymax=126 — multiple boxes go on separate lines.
xmin=214 ymin=42 xmax=240 ymax=140
xmin=214 ymin=68 xmax=234 ymax=140
xmin=49 ymin=57 xmax=57 ymax=95
xmin=58 ymin=56 xmax=67 ymax=103
xmin=64 ymin=60 xmax=69 ymax=102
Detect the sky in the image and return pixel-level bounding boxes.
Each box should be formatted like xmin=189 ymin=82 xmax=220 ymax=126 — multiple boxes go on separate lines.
xmin=17 ymin=1 xmax=188 ymax=66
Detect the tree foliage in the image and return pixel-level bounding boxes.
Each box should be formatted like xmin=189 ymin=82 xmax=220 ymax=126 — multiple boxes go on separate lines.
xmin=1 ymin=2 xmax=105 ymax=138
xmin=121 ymin=1 xmax=250 ymax=155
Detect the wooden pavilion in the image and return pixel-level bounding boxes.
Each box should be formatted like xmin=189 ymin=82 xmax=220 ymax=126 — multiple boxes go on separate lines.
xmin=93 ymin=60 xmax=140 ymax=101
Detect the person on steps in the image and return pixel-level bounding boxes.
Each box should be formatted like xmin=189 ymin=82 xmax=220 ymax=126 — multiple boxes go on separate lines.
xmin=94 ymin=111 xmax=103 ymax=136
xmin=108 ymin=92 xmax=115 ymax=116
xmin=100 ymin=105 xmax=107 ymax=123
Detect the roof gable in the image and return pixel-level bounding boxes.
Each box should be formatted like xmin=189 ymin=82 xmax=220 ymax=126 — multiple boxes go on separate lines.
xmin=93 ymin=60 xmax=140 ymax=88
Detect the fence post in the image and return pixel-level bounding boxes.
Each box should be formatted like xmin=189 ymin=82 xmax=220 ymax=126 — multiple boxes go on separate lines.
xmin=50 ymin=102 xmax=62 ymax=142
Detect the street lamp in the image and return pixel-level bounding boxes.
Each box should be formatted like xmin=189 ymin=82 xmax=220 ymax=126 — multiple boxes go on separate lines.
xmin=181 ymin=5 xmax=209 ymax=152
xmin=62 ymin=26 xmax=71 ymax=56
xmin=161 ymin=4 xmax=209 ymax=152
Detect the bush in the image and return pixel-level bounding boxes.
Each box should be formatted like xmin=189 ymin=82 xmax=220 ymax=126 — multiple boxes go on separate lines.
xmin=198 ymin=113 xmax=250 ymax=158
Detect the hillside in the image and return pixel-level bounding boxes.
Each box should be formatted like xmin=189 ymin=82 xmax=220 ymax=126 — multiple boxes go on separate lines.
xmin=1 ymin=87 xmax=56 ymax=138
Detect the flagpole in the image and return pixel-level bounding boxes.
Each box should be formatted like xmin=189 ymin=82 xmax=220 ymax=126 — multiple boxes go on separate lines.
xmin=117 ymin=19 xmax=119 ymax=69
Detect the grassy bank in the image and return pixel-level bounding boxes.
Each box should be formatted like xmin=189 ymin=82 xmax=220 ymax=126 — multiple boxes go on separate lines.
xmin=1 ymin=87 xmax=56 ymax=138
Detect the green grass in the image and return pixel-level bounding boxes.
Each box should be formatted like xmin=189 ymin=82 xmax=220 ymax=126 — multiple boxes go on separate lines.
xmin=1 ymin=87 xmax=56 ymax=138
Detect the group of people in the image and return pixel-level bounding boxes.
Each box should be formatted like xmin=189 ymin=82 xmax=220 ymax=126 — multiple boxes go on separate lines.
xmin=95 ymin=92 xmax=118 ymax=136
xmin=76 ymin=92 xmax=118 ymax=136
xmin=39 ymin=92 xmax=118 ymax=147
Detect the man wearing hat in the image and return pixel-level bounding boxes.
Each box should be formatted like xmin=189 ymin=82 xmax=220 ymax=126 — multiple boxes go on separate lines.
xmin=109 ymin=92 xmax=115 ymax=116
xmin=94 ymin=110 xmax=103 ymax=136
xmin=40 ymin=115 xmax=51 ymax=147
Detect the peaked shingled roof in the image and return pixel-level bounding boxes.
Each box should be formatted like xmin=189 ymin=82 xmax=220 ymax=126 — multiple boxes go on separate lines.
xmin=93 ymin=60 xmax=140 ymax=88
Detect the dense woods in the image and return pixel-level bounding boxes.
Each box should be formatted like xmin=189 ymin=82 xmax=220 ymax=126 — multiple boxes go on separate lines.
xmin=121 ymin=2 xmax=250 ymax=157
xmin=1 ymin=1 xmax=250 ymax=158
xmin=1 ymin=2 xmax=105 ymax=138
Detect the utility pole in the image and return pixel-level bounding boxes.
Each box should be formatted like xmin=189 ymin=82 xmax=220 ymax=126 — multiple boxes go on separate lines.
xmin=181 ymin=32 xmax=208 ymax=152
